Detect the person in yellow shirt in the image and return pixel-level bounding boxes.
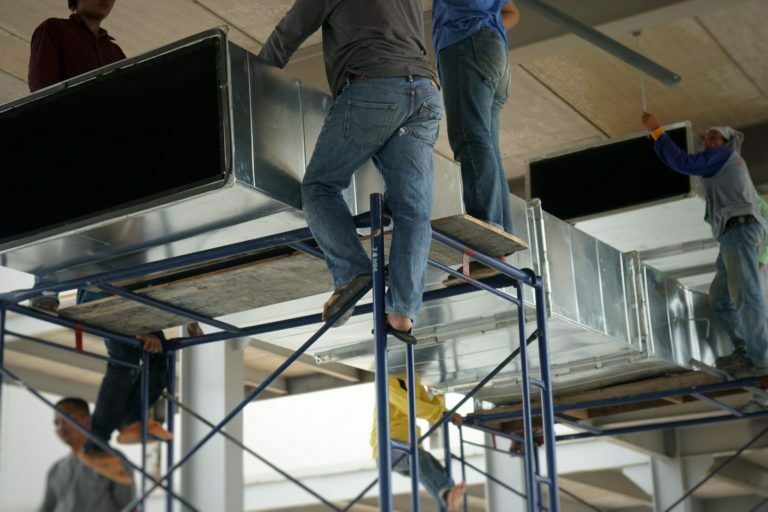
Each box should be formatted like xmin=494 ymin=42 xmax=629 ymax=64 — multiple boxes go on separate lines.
xmin=371 ymin=375 xmax=466 ymax=511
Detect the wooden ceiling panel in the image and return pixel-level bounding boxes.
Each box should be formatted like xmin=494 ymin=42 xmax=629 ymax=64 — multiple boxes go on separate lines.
xmin=0 ymin=28 xmax=29 ymax=82
xmin=523 ymin=17 xmax=768 ymax=138
xmin=501 ymin=65 xmax=606 ymax=177
xmin=197 ymin=0 xmax=320 ymax=49
xmin=434 ymin=63 xmax=607 ymax=179
xmin=94 ymin=0 xmax=263 ymax=57
xmin=698 ymin=0 xmax=768 ymax=98
xmin=0 ymin=69 xmax=27 ymax=104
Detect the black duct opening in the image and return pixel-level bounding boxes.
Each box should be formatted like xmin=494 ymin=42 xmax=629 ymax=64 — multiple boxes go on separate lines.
xmin=529 ymin=127 xmax=691 ymax=220
xmin=0 ymin=37 xmax=225 ymax=244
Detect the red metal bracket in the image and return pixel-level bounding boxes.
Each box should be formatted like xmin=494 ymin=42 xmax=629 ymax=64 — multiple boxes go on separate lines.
xmin=74 ymin=325 xmax=83 ymax=352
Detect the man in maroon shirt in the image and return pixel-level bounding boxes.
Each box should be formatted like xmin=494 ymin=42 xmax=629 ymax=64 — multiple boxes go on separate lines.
xmin=28 ymin=0 xmax=126 ymax=315
xmin=28 ymin=0 xmax=125 ymax=92
xmin=27 ymin=0 xmax=137 ymax=487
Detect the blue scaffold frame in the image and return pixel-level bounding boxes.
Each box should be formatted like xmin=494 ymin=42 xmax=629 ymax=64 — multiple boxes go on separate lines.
xmin=0 ymin=193 xmax=560 ymax=512
xmin=460 ymin=368 xmax=768 ymax=511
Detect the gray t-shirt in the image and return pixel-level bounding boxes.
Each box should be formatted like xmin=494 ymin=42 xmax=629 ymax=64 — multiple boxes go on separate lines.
xmin=259 ymin=0 xmax=437 ymax=96
xmin=40 ymin=456 xmax=134 ymax=512
xmin=701 ymin=151 xmax=768 ymax=239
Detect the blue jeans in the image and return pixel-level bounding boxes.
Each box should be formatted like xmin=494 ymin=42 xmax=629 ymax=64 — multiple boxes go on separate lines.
xmin=438 ymin=27 xmax=513 ymax=233
xmin=392 ymin=448 xmax=454 ymax=507
xmin=302 ymin=76 xmax=442 ymax=319
xmin=78 ymin=290 xmax=168 ymax=451
xmin=710 ymin=222 xmax=768 ymax=367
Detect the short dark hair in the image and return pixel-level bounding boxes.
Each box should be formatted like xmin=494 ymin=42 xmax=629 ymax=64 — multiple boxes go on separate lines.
xmin=68 ymin=0 xmax=77 ymax=11
xmin=56 ymin=397 xmax=90 ymax=417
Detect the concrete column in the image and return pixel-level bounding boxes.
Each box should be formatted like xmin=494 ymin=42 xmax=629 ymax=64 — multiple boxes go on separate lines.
xmin=484 ymin=433 xmax=527 ymax=511
xmin=650 ymin=454 xmax=702 ymax=512
xmin=180 ymin=335 xmax=244 ymax=512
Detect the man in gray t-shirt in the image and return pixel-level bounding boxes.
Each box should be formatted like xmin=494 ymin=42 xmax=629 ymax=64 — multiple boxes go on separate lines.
xmin=40 ymin=398 xmax=134 ymax=512
xmin=259 ymin=0 xmax=443 ymax=343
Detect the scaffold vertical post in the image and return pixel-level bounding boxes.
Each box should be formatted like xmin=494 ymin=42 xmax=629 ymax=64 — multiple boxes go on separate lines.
xmin=0 ymin=307 xmax=5 ymax=435
xmin=459 ymin=425 xmax=468 ymax=512
xmin=440 ymin=417 xmax=452 ymax=512
xmin=141 ymin=350 xmax=150 ymax=510
xmin=371 ymin=193 xmax=393 ymax=512
xmin=516 ymin=283 xmax=538 ymax=511
xmin=406 ymin=342 xmax=421 ymax=512
xmin=166 ymin=350 xmax=176 ymax=512
xmin=535 ymin=283 xmax=560 ymax=511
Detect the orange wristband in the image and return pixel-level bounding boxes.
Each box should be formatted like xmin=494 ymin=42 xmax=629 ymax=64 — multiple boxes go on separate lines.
xmin=650 ymin=127 xmax=665 ymax=141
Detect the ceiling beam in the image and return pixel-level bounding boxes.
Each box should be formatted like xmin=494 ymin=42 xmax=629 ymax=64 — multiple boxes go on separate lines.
xmin=676 ymin=420 xmax=768 ymax=456
xmin=4 ymin=364 xmax=99 ymax=403
xmin=560 ymin=470 xmax=653 ymax=504
xmin=248 ymin=338 xmax=367 ymax=383
xmin=516 ymin=0 xmax=681 ymax=87
xmin=508 ymin=0 xmax=752 ymax=62
xmin=709 ymin=456 xmax=768 ymax=497
xmin=286 ymin=372 xmax=373 ymax=396
xmin=612 ymin=430 xmax=676 ymax=459
xmin=243 ymin=366 xmax=288 ymax=396
xmin=5 ymin=338 xmax=106 ymax=374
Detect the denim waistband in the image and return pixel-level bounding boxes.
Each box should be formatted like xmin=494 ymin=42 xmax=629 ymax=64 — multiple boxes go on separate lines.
xmin=339 ymin=75 xmax=437 ymax=95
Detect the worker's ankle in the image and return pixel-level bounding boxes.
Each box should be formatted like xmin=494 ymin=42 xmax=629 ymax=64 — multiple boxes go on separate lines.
xmin=387 ymin=314 xmax=412 ymax=331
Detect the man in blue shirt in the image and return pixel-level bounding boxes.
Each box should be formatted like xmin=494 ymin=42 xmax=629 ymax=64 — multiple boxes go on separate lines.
xmin=642 ymin=112 xmax=768 ymax=381
xmin=432 ymin=1 xmax=520 ymax=236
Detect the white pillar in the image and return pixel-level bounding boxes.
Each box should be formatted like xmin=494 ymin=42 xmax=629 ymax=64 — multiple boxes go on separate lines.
xmin=484 ymin=433 xmax=527 ymax=511
xmin=650 ymin=455 xmax=702 ymax=512
xmin=180 ymin=336 xmax=244 ymax=512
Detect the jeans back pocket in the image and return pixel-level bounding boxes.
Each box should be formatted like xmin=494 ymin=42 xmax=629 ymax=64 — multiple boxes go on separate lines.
xmin=343 ymin=99 xmax=398 ymax=149
xmin=409 ymin=100 xmax=443 ymax=145
xmin=471 ymin=32 xmax=507 ymax=84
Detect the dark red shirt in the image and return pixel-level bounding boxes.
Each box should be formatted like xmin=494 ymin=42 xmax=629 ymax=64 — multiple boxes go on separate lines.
xmin=28 ymin=14 xmax=126 ymax=92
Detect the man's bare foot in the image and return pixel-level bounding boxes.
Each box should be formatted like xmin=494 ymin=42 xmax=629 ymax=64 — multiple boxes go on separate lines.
xmin=186 ymin=322 xmax=204 ymax=337
xmin=385 ymin=314 xmax=417 ymax=344
xmin=29 ymin=296 xmax=59 ymax=314
xmin=386 ymin=314 xmax=412 ymax=332
xmin=78 ymin=450 xmax=132 ymax=485
xmin=322 ymin=274 xmax=372 ymax=327
xmin=445 ymin=482 xmax=467 ymax=512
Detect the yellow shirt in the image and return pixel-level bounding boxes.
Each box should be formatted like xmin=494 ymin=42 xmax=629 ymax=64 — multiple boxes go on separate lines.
xmin=370 ymin=376 xmax=446 ymax=458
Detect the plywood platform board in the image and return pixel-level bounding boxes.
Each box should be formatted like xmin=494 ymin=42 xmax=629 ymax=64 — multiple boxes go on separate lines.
xmin=430 ymin=215 xmax=528 ymax=262
xmin=60 ymin=215 xmax=528 ymax=335
xmin=468 ymin=371 xmax=737 ymax=432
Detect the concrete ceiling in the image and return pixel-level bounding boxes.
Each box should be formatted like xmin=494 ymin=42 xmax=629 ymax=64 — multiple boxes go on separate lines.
xmin=1 ymin=0 xmax=768 ymax=182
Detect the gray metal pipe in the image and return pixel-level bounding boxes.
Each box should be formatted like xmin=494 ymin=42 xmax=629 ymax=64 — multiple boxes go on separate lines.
xmin=516 ymin=0 xmax=682 ymax=87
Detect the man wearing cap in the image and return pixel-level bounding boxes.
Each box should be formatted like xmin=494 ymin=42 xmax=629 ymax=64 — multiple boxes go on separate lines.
xmin=642 ymin=113 xmax=768 ymax=381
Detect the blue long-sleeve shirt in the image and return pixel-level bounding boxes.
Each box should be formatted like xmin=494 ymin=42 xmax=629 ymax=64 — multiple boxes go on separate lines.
xmin=653 ymin=132 xmax=733 ymax=178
